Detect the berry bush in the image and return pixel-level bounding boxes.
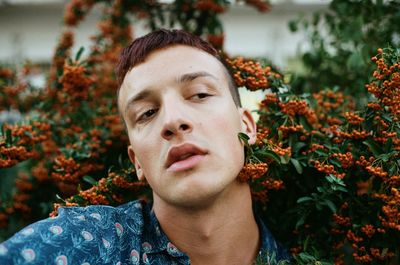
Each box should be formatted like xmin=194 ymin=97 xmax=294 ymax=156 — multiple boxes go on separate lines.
xmin=0 ymin=1 xmax=399 ymax=264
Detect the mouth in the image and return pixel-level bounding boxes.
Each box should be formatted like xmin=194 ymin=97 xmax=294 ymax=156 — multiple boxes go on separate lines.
xmin=165 ymin=143 xmax=208 ymax=172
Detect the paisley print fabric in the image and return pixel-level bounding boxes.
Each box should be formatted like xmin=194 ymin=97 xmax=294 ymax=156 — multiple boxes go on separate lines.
xmin=0 ymin=200 xmax=290 ymax=264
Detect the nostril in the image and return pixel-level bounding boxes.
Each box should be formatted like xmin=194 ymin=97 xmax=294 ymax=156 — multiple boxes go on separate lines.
xmin=164 ymin=130 xmax=173 ymax=137
xmin=180 ymin=124 xmax=190 ymax=131
xmin=162 ymin=122 xmax=192 ymax=139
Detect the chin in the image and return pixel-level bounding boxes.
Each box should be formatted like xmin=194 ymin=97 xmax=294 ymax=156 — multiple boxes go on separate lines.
xmin=164 ymin=178 xmax=240 ymax=210
xmin=167 ymin=192 xmax=221 ymax=211
xmin=153 ymin=165 xmax=244 ymax=208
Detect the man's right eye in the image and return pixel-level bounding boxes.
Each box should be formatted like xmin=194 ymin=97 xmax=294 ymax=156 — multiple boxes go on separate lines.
xmin=137 ymin=109 xmax=157 ymax=122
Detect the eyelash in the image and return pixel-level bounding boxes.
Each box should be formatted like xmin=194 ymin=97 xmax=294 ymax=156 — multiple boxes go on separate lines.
xmin=191 ymin=92 xmax=213 ymax=101
xmin=137 ymin=108 xmax=158 ymax=123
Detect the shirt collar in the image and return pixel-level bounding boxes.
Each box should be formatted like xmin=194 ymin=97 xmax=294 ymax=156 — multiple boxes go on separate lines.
xmin=255 ymin=214 xmax=280 ymax=254
xmin=255 ymin=214 xmax=291 ymax=261
xmin=141 ymin=203 xmax=186 ymax=257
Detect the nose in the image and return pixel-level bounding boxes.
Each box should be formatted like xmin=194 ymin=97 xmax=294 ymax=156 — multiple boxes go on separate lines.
xmin=160 ymin=98 xmax=193 ymax=140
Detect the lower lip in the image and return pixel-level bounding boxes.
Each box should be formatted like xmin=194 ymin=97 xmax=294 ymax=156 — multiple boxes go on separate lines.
xmin=167 ymin=154 xmax=206 ymax=172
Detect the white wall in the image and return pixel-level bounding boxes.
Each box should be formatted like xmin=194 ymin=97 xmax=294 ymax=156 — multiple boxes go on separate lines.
xmin=0 ymin=1 xmax=328 ymax=66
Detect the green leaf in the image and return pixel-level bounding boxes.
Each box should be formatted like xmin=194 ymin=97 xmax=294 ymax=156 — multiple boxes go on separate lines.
xmin=295 ymin=214 xmax=307 ymax=229
xmin=311 ymin=131 xmax=325 ymax=139
xmin=363 ymin=140 xmax=384 ymax=157
xmin=381 ymin=113 xmax=393 ymax=123
xmin=312 ymin=13 xmax=320 ymax=26
xmin=298 ymin=252 xmax=315 ymax=262
xmin=238 ymin=132 xmax=250 ymax=142
xmin=293 ymin=142 xmax=307 ymax=153
xmin=118 ymin=154 xmax=124 ymax=168
xmin=288 ymin=20 xmax=298 ymax=32
xmin=382 ymin=248 xmax=388 ymax=256
xmin=5 ymin=128 xmax=12 ymax=146
xmin=280 ymin=154 xmax=290 ymax=164
xmin=389 ymin=164 xmax=397 ymax=175
xmin=330 ymin=159 xmax=341 ymax=168
xmin=315 ymin=149 xmax=327 ymax=157
xmin=55 ymin=194 xmax=65 ymax=202
xmin=291 ymin=158 xmax=303 ymax=174
xmin=303 ymin=236 xmax=310 ymax=252
xmin=255 ymin=150 xmax=281 ymax=163
xmin=83 ymin=175 xmax=97 ymax=186
xmin=299 ymin=116 xmax=313 ymax=131
xmin=297 ymin=196 xmax=312 ymax=204
xmin=75 ymin=47 xmax=85 ymax=62
xmin=73 ymin=195 xmax=85 ymax=204
xmin=323 ymin=199 xmax=337 ymax=213
xmin=379 ymin=153 xmax=390 ymax=162
xmin=75 ymin=152 xmax=91 ymax=160
xmin=384 ymin=138 xmax=393 ymax=153
xmin=336 ymin=186 xmax=348 ymax=193
xmin=278 ymin=130 xmax=283 ymax=142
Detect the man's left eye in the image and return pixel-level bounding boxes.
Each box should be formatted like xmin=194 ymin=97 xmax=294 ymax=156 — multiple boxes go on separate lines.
xmin=192 ymin=93 xmax=211 ymax=100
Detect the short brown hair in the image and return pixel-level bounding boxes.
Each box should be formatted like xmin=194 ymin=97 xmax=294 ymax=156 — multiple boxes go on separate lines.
xmin=116 ymin=29 xmax=241 ymax=107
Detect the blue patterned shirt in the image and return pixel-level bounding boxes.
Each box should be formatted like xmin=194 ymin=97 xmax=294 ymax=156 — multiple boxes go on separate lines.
xmin=0 ymin=200 xmax=289 ymax=264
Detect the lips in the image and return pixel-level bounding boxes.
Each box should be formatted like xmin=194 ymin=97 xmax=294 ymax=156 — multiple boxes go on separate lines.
xmin=165 ymin=143 xmax=208 ymax=172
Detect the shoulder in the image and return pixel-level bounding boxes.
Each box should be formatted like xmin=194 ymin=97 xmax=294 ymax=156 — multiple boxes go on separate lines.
xmin=0 ymin=200 xmax=150 ymax=265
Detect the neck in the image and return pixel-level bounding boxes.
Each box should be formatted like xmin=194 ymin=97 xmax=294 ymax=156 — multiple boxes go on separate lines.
xmin=153 ymin=182 xmax=260 ymax=265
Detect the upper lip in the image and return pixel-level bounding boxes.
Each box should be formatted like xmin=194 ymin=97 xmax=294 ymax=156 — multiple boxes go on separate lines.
xmin=165 ymin=143 xmax=208 ymax=169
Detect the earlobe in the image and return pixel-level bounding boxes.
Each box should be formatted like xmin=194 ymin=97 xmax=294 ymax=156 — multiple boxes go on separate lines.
xmin=127 ymin=145 xmax=145 ymax=181
xmin=240 ymin=108 xmax=257 ymax=145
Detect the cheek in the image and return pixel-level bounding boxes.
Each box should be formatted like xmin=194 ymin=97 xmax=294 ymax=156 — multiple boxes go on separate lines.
xmin=209 ymin=109 xmax=244 ymax=157
xmin=212 ymin=105 xmax=242 ymax=135
xmin=130 ymin=133 xmax=159 ymax=174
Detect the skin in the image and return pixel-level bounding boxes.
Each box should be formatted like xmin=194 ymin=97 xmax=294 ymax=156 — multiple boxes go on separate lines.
xmin=118 ymin=45 xmax=259 ymax=265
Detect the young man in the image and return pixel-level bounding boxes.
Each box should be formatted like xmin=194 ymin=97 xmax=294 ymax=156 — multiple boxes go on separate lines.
xmin=0 ymin=29 xmax=289 ymax=265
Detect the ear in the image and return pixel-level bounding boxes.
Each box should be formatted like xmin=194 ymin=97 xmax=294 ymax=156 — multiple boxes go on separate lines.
xmin=239 ymin=108 xmax=257 ymax=145
xmin=128 ymin=145 xmax=145 ymax=181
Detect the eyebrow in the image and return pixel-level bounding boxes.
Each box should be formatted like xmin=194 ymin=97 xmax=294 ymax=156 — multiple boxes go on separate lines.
xmin=177 ymin=71 xmax=218 ymax=83
xmin=124 ymin=71 xmax=219 ymax=116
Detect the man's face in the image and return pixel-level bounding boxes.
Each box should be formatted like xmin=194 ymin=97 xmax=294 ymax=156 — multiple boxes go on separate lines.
xmin=118 ymin=45 xmax=256 ymax=208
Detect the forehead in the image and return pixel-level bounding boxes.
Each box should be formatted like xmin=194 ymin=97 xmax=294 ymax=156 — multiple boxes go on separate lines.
xmin=118 ymin=45 xmax=227 ymax=106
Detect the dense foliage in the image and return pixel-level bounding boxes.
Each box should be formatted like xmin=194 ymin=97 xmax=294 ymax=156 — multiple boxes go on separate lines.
xmin=238 ymin=47 xmax=400 ymax=265
xmin=0 ymin=1 xmax=399 ymax=264
xmin=289 ymin=0 xmax=400 ymax=100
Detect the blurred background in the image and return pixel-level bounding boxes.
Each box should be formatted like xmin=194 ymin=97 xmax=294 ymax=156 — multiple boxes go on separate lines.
xmin=0 ymin=0 xmax=328 ymax=66
xmin=0 ymin=0 xmax=329 ymax=112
